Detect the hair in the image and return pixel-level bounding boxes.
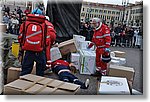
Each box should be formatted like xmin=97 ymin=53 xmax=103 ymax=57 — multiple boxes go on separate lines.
xmin=92 ymin=18 xmax=101 ymax=23
xmin=69 ymin=64 xmax=77 ymax=74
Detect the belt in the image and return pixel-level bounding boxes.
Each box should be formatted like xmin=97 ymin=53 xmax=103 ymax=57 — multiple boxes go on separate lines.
xmin=58 ymin=69 xmax=71 ymax=75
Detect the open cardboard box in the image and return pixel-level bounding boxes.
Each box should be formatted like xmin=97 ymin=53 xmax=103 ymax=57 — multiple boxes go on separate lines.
xmin=58 ymin=39 xmax=77 ymax=56
xmin=4 ymin=74 xmax=80 ymax=95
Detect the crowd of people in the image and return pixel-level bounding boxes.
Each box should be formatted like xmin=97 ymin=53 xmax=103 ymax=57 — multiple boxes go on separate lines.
xmin=79 ymin=21 xmax=143 ymax=48
xmin=1 ymin=4 xmax=45 ymax=35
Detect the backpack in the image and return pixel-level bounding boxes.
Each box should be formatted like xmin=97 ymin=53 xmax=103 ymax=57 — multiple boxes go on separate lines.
xmin=19 ymin=14 xmax=47 ymax=52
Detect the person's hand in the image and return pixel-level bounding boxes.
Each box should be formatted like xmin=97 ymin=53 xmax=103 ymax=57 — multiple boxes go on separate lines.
xmin=52 ymin=43 xmax=58 ymax=47
xmin=105 ymin=48 xmax=111 ymax=52
xmin=46 ymin=60 xmax=51 ymax=68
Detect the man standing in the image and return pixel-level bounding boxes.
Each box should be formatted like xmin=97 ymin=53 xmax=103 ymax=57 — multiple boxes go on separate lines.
xmin=18 ymin=9 xmax=56 ymax=76
xmin=114 ymin=24 xmax=123 ymax=47
xmin=88 ymin=18 xmax=111 ymax=76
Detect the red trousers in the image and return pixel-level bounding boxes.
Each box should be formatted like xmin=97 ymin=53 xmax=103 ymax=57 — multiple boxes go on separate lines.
xmin=96 ymin=48 xmax=108 ymax=73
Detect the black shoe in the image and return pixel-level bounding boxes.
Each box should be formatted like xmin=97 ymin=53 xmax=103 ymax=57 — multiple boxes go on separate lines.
xmin=92 ymin=70 xmax=101 ymax=77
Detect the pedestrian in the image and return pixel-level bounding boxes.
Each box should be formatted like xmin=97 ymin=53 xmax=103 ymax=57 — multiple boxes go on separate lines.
xmin=127 ymin=28 xmax=134 ymax=47
xmin=10 ymin=15 xmax=19 ymax=35
xmin=133 ymin=28 xmax=139 ymax=47
xmin=24 ymin=7 xmax=31 ymax=15
xmin=88 ymin=18 xmax=111 ymax=76
xmin=114 ymin=24 xmax=123 ymax=47
xmin=5 ymin=6 xmax=10 ymax=15
xmin=110 ymin=28 xmax=115 ymax=46
xmin=17 ymin=7 xmax=23 ymax=24
xmin=2 ymin=5 xmax=6 ymax=15
xmin=51 ymin=59 xmax=90 ymax=89
xmin=18 ymin=9 xmax=56 ymax=76
xmin=2 ymin=12 xmax=9 ymax=24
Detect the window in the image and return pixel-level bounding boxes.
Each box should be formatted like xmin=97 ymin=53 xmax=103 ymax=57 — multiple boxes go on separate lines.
xmin=116 ymin=12 xmax=120 ymax=15
xmin=95 ymin=9 xmax=98 ymax=13
xmin=108 ymin=11 xmax=111 ymax=14
xmin=112 ymin=11 xmax=115 ymax=14
xmin=104 ymin=10 xmax=107 ymax=14
xmin=81 ymin=13 xmax=85 ymax=17
xmin=99 ymin=10 xmax=103 ymax=13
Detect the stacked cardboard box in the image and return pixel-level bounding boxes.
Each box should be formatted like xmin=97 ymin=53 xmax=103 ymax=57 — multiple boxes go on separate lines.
xmin=7 ymin=63 xmax=36 ymax=83
xmin=73 ymin=35 xmax=85 ymax=51
xmin=0 ymin=23 xmax=7 ymax=32
xmin=98 ymin=76 xmax=131 ymax=95
xmin=108 ymin=65 xmax=135 ymax=89
xmin=79 ymin=50 xmax=96 ymax=75
xmin=71 ymin=53 xmax=80 ymax=70
xmin=113 ymin=51 xmax=126 ymax=58
xmin=58 ymin=39 xmax=77 ymax=56
xmin=110 ymin=51 xmax=126 ymax=66
xmin=4 ymin=74 xmax=80 ymax=95
xmin=50 ymin=47 xmax=62 ymax=62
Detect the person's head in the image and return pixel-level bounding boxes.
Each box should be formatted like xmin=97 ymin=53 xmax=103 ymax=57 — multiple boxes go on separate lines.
xmin=4 ymin=12 xmax=8 ymax=16
xmin=69 ymin=63 xmax=77 ymax=74
xmin=91 ymin=18 xmax=102 ymax=30
xmin=26 ymin=7 xmax=29 ymax=10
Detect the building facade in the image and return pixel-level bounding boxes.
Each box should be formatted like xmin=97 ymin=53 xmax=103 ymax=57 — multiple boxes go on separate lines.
xmin=124 ymin=1 xmax=143 ymax=28
xmin=80 ymin=2 xmax=124 ymax=27
xmin=80 ymin=1 xmax=143 ymax=28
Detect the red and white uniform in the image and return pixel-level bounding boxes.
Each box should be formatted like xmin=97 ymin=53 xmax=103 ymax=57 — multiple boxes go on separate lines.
xmin=89 ymin=23 xmax=111 ymax=75
xmin=45 ymin=20 xmax=56 ymax=61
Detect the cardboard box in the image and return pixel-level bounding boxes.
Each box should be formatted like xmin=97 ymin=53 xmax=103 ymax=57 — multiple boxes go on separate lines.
xmin=50 ymin=47 xmax=62 ymax=62
xmin=77 ymin=41 xmax=95 ymax=51
xmin=4 ymin=74 xmax=80 ymax=95
xmin=110 ymin=57 xmax=126 ymax=65
xmin=79 ymin=50 xmax=96 ymax=75
xmin=132 ymin=89 xmax=142 ymax=95
xmin=98 ymin=76 xmax=130 ymax=95
xmin=113 ymin=51 xmax=126 ymax=58
xmin=108 ymin=65 xmax=135 ymax=82
xmin=7 ymin=63 xmax=36 ymax=83
xmin=58 ymin=39 xmax=77 ymax=56
xmin=0 ymin=23 xmax=7 ymax=32
xmin=73 ymin=35 xmax=85 ymax=51
xmin=71 ymin=53 xmax=80 ymax=70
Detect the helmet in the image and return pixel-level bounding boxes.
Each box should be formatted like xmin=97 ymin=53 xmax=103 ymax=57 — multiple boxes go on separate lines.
xmin=32 ymin=8 xmax=43 ymax=15
xmin=101 ymin=53 xmax=111 ymax=63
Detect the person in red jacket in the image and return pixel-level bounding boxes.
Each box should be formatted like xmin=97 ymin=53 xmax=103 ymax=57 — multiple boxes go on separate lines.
xmin=88 ymin=18 xmax=111 ymax=76
xmin=51 ymin=59 xmax=90 ymax=89
xmin=45 ymin=16 xmax=56 ymax=68
xmin=18 ymin=9 xmax=56 ymax=76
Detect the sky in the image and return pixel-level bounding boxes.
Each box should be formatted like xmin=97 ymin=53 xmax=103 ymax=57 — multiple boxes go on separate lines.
xmin=83 ymin=0 xmax=143 ymax=5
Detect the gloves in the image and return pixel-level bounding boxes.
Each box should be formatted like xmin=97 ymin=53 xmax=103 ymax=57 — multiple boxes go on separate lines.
xmin=105 ymin=48 xmax=111 ymax=52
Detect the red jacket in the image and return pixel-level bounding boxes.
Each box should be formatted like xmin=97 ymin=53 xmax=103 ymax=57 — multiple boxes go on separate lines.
xmin=45 ymin=20 xmax=56 ymax=61
xmin=51 ymin=60 xmax=69 ymax=68
xmin=89 ymin=24 xmax=111 ymax=48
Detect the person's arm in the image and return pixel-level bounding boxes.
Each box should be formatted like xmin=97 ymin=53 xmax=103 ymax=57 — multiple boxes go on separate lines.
xmin=103 ymin=26 xmax=111 ymax=48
